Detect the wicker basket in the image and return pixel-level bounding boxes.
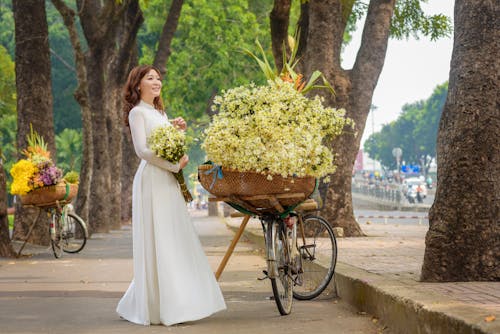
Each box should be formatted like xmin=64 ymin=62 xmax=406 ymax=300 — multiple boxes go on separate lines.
xmin=20 ymin=183 xmax=78 ymax=207
xmin=198 ymin=164 xmax=316 ymax=210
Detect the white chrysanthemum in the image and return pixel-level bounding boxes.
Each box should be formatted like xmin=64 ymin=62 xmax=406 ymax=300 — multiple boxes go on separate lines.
xmin=148 ymin=125 xmax=186 ymax=163
xmin=202 ymin=79 xmax=354 ymax=178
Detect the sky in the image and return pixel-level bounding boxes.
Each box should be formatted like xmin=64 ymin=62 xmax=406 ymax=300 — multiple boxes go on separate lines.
xmin=341 ymin=1 xmax=455 ymax=145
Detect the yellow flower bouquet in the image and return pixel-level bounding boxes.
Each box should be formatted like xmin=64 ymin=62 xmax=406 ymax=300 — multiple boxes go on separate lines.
xmin=10 ymin=126 xmax=78 ymax=206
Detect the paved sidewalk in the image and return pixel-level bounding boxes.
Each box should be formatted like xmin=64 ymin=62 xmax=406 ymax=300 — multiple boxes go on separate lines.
xmin=0 ymin=211 xmax=384 ymax=334
xmin=224 ymin=214 xmax=500 ymax=334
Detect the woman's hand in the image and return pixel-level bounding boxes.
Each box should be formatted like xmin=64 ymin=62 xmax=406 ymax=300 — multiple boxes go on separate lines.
xmin=171 ymin=117 xmax=187 ymax=131
xmin=179 ymin=154 xmax=189 ymax=170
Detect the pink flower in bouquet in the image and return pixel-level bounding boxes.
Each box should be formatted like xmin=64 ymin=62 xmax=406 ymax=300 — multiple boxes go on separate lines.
xmin=38 ymin=165 xmax=63 ymax=186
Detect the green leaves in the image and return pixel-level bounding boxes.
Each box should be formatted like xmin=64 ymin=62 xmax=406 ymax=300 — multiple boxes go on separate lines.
xmin=55 ymin=128 xmax=82 ymax=173
xmin=364 ymin=82 xmax=448 ymax=168
xmin=244 ymin=38 xmax=335 ymax=95
xmin=243 ymin=39 xmax=277 ymax=81
xmin=390 ymin=0 xmax=452 ymax=41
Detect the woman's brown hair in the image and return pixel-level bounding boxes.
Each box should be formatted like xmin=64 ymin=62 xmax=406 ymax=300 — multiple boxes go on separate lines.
xmin=123 ymin=65 xmax=165 ymax=127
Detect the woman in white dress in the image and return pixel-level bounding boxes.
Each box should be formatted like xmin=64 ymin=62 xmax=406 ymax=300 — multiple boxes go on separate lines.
xmin=117 ymin=65 xmax=226 ymax=326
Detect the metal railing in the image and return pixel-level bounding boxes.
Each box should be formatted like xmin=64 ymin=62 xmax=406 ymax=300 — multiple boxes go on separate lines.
xmin=351 ymin=182 xmax=403 ymax=204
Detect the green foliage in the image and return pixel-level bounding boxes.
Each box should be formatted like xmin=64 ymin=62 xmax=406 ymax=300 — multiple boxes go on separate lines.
xmin=63 ymin=170 xmax=79 ymax=184
xmin=55 ymin=128 xmax=82 ymax=173
xmin=364 ymin=82 xmax=448 ymax=169
xmin=0 ymin=1 xmax=81 ymax=134
xmin=391 ymin=0 xmax=452 ymax=40
xmin=0 ymin=44 xmax=16 ymax=192
xmin=0 ymin=44 xmax=15 ymax=118
xmin=0 ymin=0 xmax=14 ymax=56
xmin=139 ymin=0 xmax=270 ymax=183
xmin=45 ymin=2 xmax=81 ymax=133
xmin=0 ymin=114 xmax=16 ymax=203
xmin=343 ymin=0 xmax=452 ymax=47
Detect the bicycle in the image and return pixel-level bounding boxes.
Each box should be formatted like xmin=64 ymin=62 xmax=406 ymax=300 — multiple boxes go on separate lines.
xmin=48 ymin=201 xmax=88 ymax=258
xmin=213 ymin=195 xmax=337 ymax=316
xmin=16 ymin=200 xmax=88 ymax=259
xmin=259 ymin=206 xmax=337 ymax=314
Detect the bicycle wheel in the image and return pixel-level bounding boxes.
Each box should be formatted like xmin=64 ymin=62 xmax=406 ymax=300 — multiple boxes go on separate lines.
xmin=269 ymin=221 xmax=293 ymax=315
xmin=293 ymin=214 xmax=337 ymax=300
xmin=50 ymin=212 xmax=63 ymax=259
xmin=62 ymin=213 xmax=87 ymax=253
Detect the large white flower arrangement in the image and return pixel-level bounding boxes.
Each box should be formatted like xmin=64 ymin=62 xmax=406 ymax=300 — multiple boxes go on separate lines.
xmin=202 ymin=79 xmax=354 ymax=179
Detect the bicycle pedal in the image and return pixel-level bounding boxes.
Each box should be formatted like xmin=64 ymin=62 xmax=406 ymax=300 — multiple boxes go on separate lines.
xmin=258 ymin=270 xmax=269 ymax=281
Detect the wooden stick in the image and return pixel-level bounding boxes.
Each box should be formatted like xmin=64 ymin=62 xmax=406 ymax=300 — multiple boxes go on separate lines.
xmin=215 ymin=214 xmax=251 ymax=280
xmin=268 ymin=195 xmax=285 ymax=213
xmin=16 ymin=208 xmax=43 ymax=258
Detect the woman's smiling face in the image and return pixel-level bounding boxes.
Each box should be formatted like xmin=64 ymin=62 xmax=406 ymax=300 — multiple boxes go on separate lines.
xmin=139 ymin=69 xmax=162 ymax=102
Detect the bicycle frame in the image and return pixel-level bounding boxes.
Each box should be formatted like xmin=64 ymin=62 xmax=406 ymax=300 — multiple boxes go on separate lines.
xmin=261 ymin=215 xmax=298 ymax=280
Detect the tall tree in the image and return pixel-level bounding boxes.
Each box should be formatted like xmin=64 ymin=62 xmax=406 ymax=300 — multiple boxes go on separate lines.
xmin=52 ymin=0 xmax=144 ymax=232
xmin=54 ymin=0 xmax=185 ymax=229
xmin=121 ymin=0 xmax=184 ymax=223
xmin=12 ymin=0 xmax=55 ymax=245
xmin=269 ymin=0 xmax=450 ymax=236
xmin=51 ymin=0 xmax=93 ymax=225
xmin=421 ymin=0 xmax=499 ymax=281
xmin=0 ymin=148 xmax=15 ymax=257
xmin=152 ymin=0 xmax=183 ymax=77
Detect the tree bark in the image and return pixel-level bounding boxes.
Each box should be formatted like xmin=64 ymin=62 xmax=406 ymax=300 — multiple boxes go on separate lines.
xmin=75 ymin=0 xmax=142 ymax=233
xmin=301 ymin=0 xmax=394 ymax=236
xmin=12 ymin=0 xmax=55 ymax=245
xmin=153 ymin=0 xmax=184 ymax=78
xmin=270 ymin=0 xmax=291 ymax=72
xmin=51 ymin=0 xmax=93 ymax=226
xmin=421 ymin=0 xmax=499 ymax=282
xmin=0 ymin=152 xmax=15 ymax=257
xmin=108 ymin=1 xmax=143 ymax=229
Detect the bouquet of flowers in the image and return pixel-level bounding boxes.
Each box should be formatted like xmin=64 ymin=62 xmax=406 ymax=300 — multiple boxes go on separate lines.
xmin=10 ymin=126 xmax=64 ymax=196
xmin=202 ymin=40 xmax=354 ymax=182
xmin=148 ymin=124 xmax=193 ymax=203
xmin=203 ymin=80 xmax=352 ymax=180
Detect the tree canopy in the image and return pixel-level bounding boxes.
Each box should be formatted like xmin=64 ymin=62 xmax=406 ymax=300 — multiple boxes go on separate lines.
xmin=364 ymin=82 xmax=447 ymax=170
xmin=138 ymin=0 xmax=271 ymax=180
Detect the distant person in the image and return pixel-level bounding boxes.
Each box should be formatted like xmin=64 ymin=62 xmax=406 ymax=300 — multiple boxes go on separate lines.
xmin=416 ymin=184 xmax=424 ymax=203
xmin=426 ymin=176 xmax=433 ymax=189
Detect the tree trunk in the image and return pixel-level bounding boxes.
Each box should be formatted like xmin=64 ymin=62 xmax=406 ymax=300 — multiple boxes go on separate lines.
xmin=0 ymin=153 xmax=15 ymax=257
xmin=57 ymin=0 xmax=182 ymax=230
xmin=51 ymin=0 xmax=93 ymax=226
xmin=111 ymin=0 xmax=143 ymax=227
xmin=269 ymin=0 xmax=291 ymax=72
xmin=421 ymin=0 xmax=499 ymax=282
xmin=12 ymin=0 xmax=55 ymax=245
xmin=296 ymin=0 xmax=394 ymax=236
xmin=76 ymin=0 xmax=143 ymax=233
xmin=153 ymin=0 xmax=184 ymax=78
xmin=85 ymin=47 xmax=112 ymax=233
xmin=107 ymin=87 xmax=122 ymax=231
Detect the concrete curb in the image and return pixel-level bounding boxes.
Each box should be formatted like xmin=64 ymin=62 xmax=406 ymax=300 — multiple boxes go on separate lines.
xmin=222 ymin=217 xmax=499 ymax=334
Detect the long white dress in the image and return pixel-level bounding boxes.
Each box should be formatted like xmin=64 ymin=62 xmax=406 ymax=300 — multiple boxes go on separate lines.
xmin=116 ymin=100 xmax=226 ymax=326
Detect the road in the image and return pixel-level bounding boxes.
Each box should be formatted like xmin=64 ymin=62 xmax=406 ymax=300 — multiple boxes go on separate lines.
xmin=0 ymin=214 xmax=388 ymax=334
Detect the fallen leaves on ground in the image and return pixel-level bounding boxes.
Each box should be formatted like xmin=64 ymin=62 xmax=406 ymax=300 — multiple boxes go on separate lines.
xmin=485 ymin=315 xmax=496 ymax=322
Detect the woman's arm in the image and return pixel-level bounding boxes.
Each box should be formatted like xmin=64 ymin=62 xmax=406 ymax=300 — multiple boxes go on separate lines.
xmin=128 ymin=108 xmax=181 ymax=173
